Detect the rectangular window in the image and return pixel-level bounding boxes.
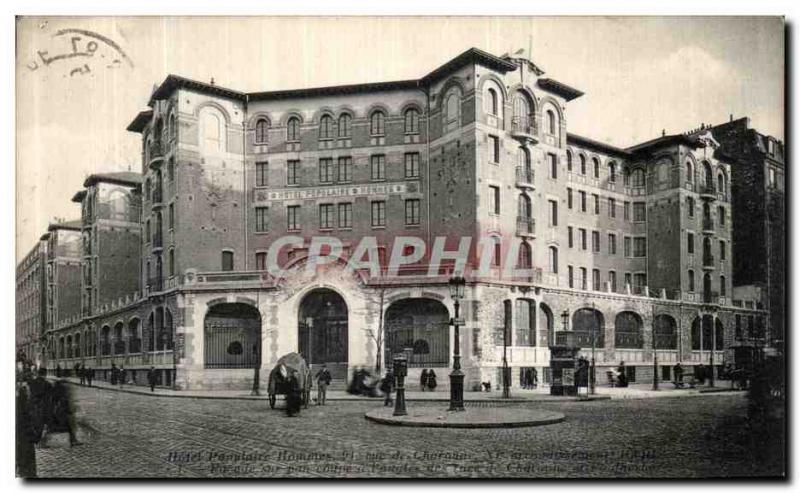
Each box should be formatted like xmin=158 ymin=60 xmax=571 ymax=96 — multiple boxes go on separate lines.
xmin=687 ymin=197 xmax=695 ymax=217
xmin=624 ymin=236 xmax=632 ymax=257
xmin=720 ymin=240 xmax=726 ymax=260
xmin=319 ymin=158 xmax=335 ymax=183
xmin=580 ymin=267 xmax=587 ymax=290
xmin=608 ymin=198 xmax=616 ymax=218
xmin=608 ymin=233 xmax=617 ymax=255
xmin=490 ymin=186 xmax=501 ymax=214
xmin=549 ymin=200 xmax=558 ymax=226
xmin=568 ymin=265 xmax=574 ymax=288
xmin=634 ymin=273 xmax=647 ymax=293
xmin=592 ymin=269 xmax=600 ymax=291
xmin=221 ymin=251 xmax=234 ymax=272
xmin=338 ymin=203 xmax=353 ymax=229
xmin=549 ymin=153 xmax=557 ymax=179
xmin=718 ymin=206 xmax=726 ymax=226
xmin=567 ymin=188 xmax=573 ymax=209
xmin=580 ymin=191 xmax=587 ymax=212
xmin=256 ymin=161 xmax=268 ymax=187
xmin=567 ymin=226 xmax=574 ymax=248
xmin=255 ymin=252 xmax=267 ymax=271
xmin=287 ymin=160 xmax=299 ymax=186
xmin=593 ymin=194 xmax=600 ymax=214
xmin=255 ymin=206 xmax=269 ymax=232
xmin=609 ymin=271 xmax=617 ymax=293
xmin=624 ymin=201 xmax=631 ymax=221
xmin=405 ymin=199 xmax=421 ymax=225
xmin=592 ymin=230 xmax=600 ymax=253
xmin=580 ymin=228 xmax=587 ymax=250
xmin=769 ymin=167 xmax=776 ymax=188
xmin=337 ymin=156 xmax=353 ymax=182
xmin=687 ymin=233 xmax=695 ymax=254
xmin=168 ymin=203 xmax=174 ymax=229
xmin=488 ymin=135 xmax=500 ymax=163
xmin=735 ymin=314 xmax=742 ymax=339
xmin=404 ymin=153 xmax=420 ymax=178
xmin=287 ymin=205 xmax=300 ymax=231
xmin=371 ymin=155 xmax=386 ymax=181
xmin=371 ymin=201 xmax=386 ymax=227
xmin=319 ymin=204 xmax=334 ymax=229
xmin=625 ymin=272 xmax=632 ymax=290
xmin=633 ymin=202 xmax=646 ymax=222
xmin=634 ymin=237 xmax=647 ymax=257
xmin=493 ymin=241 xmax=501 ymax=266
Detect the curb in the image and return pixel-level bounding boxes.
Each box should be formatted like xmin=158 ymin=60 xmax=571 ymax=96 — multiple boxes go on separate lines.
xmin=364 ymin=409 xmax=566 ymax=428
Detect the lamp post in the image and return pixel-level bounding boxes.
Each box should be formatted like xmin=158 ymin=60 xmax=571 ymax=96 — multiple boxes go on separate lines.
xmin=652 ymin=308 xmax=659 ymax=391
xmin=590 ymin=305 xmax=597 ymax=395
xmin=448 ymin=276 xmax=466 ymax=412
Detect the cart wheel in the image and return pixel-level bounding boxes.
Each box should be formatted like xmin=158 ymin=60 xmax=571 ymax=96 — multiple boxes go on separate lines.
xmin=269 ymin=394 xmax=276 ymax=409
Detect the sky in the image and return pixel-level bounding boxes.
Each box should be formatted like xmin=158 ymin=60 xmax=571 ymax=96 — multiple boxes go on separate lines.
xmin=15 ymin=16 xmax=784 ymax=262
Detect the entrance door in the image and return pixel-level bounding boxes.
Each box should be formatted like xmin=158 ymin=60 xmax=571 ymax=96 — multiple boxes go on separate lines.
xmin=298 ymin=288 xmax=348 ymax=378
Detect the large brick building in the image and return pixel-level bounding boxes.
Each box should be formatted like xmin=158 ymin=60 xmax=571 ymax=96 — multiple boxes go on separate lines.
xmin=28 ymin=48 xmax=772 ymax=390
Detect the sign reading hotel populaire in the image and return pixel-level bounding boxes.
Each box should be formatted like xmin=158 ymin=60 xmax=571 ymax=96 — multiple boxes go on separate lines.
xmin=258 ymin=182 xmax=414 ymax=202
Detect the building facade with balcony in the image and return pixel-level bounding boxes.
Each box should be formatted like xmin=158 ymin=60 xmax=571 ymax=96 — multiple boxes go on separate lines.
xmin=35 ymin=48 xmax=770 ymax=390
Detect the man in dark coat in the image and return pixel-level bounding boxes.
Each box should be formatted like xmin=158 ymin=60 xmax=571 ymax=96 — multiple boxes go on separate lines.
xmin=420 ymin=369 xmax=429 ymax=392
xmin=110 ymin=363 xmax=118 ymax=385
xmin=50 ymin=380 xmax=79 ymax=447
xmin=86 ymin=367 xmax=93 ymax=387
xmin=673 ymin=363 xmax=684 ymax=386
xmin=380 ymin=369 xmax=395 ymax=406
xmin=27 ymin=368 xmax=51 ymax=446
xmin=427 ymin=369 xmax=438 ymax=390
xmin=147 ymin=366 xmax=157 ymax=392
xmin=78 ymin=363 xmax=86 ymax=385
xmin=315 ymin=365 xmax=332 ymax=405
xmin=285 ymin=372 xmax=302 ymax=417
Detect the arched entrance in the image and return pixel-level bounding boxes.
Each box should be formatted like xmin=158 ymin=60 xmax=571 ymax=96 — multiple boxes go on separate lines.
xmin=204 ymin=303 xmax=261 ymax=369
xmin=385 ymin=298 xmax=450 ymax=367
xmin=298 ymin=289 xmax=348 ymax=375
xmin=539 ymin=302 xmax=554 ymax=346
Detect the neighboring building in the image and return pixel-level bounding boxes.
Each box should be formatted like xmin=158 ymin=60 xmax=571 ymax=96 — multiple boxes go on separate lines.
xmin=708 ymin=118 xmax=785 ymax=346
xmin=34 ymin=48 xmax=770 ymax=390
xmin=41 ymin=220 xmax=83 ymax=363
xmin=16 ymin=239 xmax=47 ymax=365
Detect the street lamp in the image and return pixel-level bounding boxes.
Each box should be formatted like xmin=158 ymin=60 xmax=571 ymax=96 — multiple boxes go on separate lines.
xmin=448 ymin=276 xmax=466 ymax=412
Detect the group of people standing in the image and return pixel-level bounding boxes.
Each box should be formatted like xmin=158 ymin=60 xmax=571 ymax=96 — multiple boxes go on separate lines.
xmin=419 ymin=369 xmax=438 ymax=391
xmin=521 ymin=367 xmax=539 ymax=389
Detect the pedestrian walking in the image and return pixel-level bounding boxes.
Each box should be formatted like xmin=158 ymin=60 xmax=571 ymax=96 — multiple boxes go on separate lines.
xmin=616 ymin=361 xmax=628 ymax=387
xmin=285 ymin=371 xmax=303 ymax=417
xmin=380 ymin=369 xmax=395 ymax=406
xmin=315 ymin=364 xmax=332 ymax=405
xmin=78 ymin=363 xmax=86 ymax=386
xmin=110 ymin=363 xmax=118 ymax=385
xmin=673 ymin=363 xmax=684 ymax=386
xmin=696 ymin=363 xmax=706 ymax=385
xmin=427 ymin=369 xmax=438 ymax=391
xmin=531 ymin=367 xmax=538 ymax=389
xmin=420 ymin=369 xmax=429 ymax=392
xmin=86 ymin=367 xmax=93 ymax=387
xmin=147 ymin=366 xmax=157 ymax=392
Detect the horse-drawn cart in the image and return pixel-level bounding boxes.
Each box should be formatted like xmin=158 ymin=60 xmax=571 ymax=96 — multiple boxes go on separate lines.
xmin=267 ymin=352 xmax=313 ymax=409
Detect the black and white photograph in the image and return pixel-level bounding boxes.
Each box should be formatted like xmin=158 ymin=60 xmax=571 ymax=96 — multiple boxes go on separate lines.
xmin=13 ymin=14 xmax=787 ymax=480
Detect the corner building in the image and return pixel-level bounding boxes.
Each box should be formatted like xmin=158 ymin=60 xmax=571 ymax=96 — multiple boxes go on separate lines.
xmin=43 ymin=48 xmax=769 ymax=390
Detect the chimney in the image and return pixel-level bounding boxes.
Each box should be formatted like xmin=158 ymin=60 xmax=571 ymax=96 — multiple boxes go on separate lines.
xmin=210 ymin=77 xmax=215 ymax=86
xmin=662 ymin=129 xmax=666 ymax=137
xmin=730 ymin=114 xmax=733 ymax=122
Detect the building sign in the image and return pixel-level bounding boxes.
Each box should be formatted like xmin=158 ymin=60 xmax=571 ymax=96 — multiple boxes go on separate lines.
xmin=256 ymin=182 xmax=414 ymax=202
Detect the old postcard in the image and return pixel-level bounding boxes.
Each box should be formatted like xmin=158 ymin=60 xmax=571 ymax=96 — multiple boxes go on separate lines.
xmin=14 ymin=16 xmax=786 ymax=479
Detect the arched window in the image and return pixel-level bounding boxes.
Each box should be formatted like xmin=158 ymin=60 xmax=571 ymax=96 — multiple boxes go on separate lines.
xmin=631 ymin=168 xmax=646 ymax=187
xmin=688 ymin=269 xmax=695 ymax=292
xmin=200 ymin=108 xmax=223 ymax=152
xmin=404 ymin=108 xmax=420 ymax=134
xmin=518 ymin=241 xmax=532 ymax=269
xmin=286 ymin=116 xmax=300 ymax=142
xmin=546 ymin=109 xmax=556 ymax=135
xmin=592 ymin=157 xmax=600 ymax=178
xmin=654 ymin=314 xmax=677 ymax=350
xmin=319 ymin=114 xmax=333 ymax=139
xmin=703 ymin=161 xmax=714 ymax=188
xmin=717 ymin=172 xmax=726 ymax=196
xmin=370 ymin=110 xmax=385 ymax=136
xmin=168 ymin=113 xmax=176 ymax=140
xmin=580 ymin=154 xmax=587 ymax=175
xmin=517 ymin=147 xmax=531 ymax=181
xmin=615 ymin=311 xmax=643 ymax=349
xmin=608 ymin=161 xmax=617 ymax=182
xmin=720 ymin=275 xmax=726 ymax=296
xmin=168 ymin=248 xmax=175 ymax=277
xmin=572 ymin=308 xmax=604 ymax=348
xmin=485 ymin=87 xmax=499 ymax=116
xmin=338 ymin=113 xmax=352 ymax=138
xmin=255 ymin=118 xmax=269 ymax=144
xmin=686 ymin=160 xmax=694 ymax=183
xmin=566 ymin=150 xmax=573 ymax=172
xmin=512 ymin=93 xmax=532 ymax=132
xmin=549 ymin=246 xmax=558 ymax=274
xmin=445 ymin=89 xmax=461 ymax=130
xmin=518 ymin=194 xmax=532 ymax=219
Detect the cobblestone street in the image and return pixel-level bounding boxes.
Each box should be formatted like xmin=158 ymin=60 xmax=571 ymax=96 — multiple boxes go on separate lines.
xmin=33 ymin=385 xmax=784 ymax=478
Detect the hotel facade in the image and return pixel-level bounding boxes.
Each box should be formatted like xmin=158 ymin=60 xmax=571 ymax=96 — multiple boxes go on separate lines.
xmin=27 ymin=48 xmax=773 ymax=390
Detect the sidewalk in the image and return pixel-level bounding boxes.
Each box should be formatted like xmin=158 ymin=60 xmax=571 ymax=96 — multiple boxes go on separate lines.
xmin=49 ymin=376 xmax=744 ymax=402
